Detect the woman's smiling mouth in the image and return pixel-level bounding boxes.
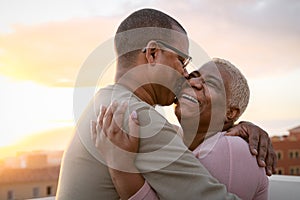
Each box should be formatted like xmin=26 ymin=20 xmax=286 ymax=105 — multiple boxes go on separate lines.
xmin=181 ymin=94 xmax=199 ymax=104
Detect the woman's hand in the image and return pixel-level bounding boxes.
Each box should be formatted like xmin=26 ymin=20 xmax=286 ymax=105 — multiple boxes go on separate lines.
xmin=91 ymin=101 xmax=140 ymax=172
xmin=226 ymin=121 xmax=277 ymax=176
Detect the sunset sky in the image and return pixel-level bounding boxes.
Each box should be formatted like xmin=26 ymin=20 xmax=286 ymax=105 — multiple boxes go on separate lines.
xmin=1 ymin=0 xmax=300 ymax=158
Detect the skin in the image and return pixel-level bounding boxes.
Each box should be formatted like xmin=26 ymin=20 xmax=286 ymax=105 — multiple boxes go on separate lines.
xmin=116 ymin=38 xmax=190 ymax=107
xmin=92 ymin=62 xmax=277 ymax=199
xmin=175 ymin=63 xmax=238 ymax=151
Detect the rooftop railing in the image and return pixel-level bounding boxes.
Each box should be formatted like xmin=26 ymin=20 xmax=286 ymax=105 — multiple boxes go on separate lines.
xmin=31 ymin=175 xmax=300 ymax=200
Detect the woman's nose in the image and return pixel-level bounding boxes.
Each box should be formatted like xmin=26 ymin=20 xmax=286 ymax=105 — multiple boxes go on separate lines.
xmin=189 ymin=78 xmax=204 ymax=90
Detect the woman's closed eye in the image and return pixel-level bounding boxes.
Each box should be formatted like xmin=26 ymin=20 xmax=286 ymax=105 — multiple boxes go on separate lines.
xmin=204 ymin=78 xmax=222 ymax=91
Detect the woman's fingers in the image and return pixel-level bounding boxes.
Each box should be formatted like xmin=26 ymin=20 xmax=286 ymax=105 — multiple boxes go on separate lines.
xmin=129 ymin=110 xmax=139 ymax=138
xmin=93 ymin=101 xmax=140 ymax=154
xmin=110 ymin=102 xmax=128 ymax=138
xmin=90 ymin=120 xmax=97 ymax=145
xmin=101 ymin=102 xmax=117 ymax=136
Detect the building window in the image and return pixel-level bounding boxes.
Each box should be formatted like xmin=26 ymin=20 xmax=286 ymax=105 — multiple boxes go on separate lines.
xmin=276 ymin=167 xmax=284 ymax=175
xmin=7 ymin=190 xmax=14 ymax=200
xmin=33 ymin=187 xmax=40 ymax=198
xmin=290 ymin=168 xmax=294 ymax=175
xmin=46 ymin=186 xmax=53 ymax=196
xmin=289 ymin=150 xmax=300 ymax=159
xmin=296 ymin=168 xmax=300 ymax=175
xmin=276 ymin=151 xmax=283 ymax=160
xmin=289 ymin=151 xmax=294 ymax=159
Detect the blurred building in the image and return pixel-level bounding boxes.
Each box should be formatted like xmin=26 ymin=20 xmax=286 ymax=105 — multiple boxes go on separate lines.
xmin=0 ymin=166 xmax=59 ymax=200
xmin=0 ymin=150 xmax=63 ymax=199
xmin=272 ymin=125 xmax=300 ymax=176
xmin=3 ymin=150 xmax=63 ymax=169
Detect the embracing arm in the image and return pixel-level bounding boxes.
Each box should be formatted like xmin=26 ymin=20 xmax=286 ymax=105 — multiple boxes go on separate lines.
xmin=91 ymin=102 xmax=158 ymax=200
xmin=92 ymin=102 xmax=239 ymax=200
xmin=226 ymin=121 xmax=277 ymax=176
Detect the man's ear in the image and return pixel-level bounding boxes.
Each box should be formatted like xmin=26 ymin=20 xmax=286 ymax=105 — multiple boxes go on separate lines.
xmin=226 ymin=107 xmax=240 ymax=122
xmin=144 ymin=40 xmax=159 ymax=66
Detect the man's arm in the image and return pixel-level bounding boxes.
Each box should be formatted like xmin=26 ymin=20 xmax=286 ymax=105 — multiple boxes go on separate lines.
xmin=226 ymin=121 xmax=277 ymax=176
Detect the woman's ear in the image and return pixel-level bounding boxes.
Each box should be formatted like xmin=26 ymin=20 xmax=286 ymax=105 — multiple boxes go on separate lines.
xmin=226 ymin=107 xmax=240 ymax=122
xmin=144 ymin=40 xmax=159 ymax=66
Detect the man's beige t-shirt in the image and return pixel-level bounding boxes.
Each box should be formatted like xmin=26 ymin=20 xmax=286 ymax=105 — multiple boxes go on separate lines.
xmin=56 ymin=84 xmax=238 ymax=200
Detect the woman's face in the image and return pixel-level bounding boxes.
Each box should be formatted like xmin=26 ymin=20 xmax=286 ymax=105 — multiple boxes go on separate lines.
xmin=175 ymin=62 xmax=230 ymax=133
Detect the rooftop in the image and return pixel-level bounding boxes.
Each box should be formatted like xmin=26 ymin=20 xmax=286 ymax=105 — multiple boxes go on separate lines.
xmin=30 ymin=175 xmax=300 ymax=200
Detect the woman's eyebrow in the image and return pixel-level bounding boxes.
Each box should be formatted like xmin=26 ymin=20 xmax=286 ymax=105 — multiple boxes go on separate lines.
xmin=189 ymin=70 xmax=201 ymax=78
xmin=204 ymin=74 xmax=223 ymax=86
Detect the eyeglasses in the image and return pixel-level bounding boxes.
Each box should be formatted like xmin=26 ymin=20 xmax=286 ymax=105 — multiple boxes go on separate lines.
xmin=142 ymin=40 xmax=192 ymax=68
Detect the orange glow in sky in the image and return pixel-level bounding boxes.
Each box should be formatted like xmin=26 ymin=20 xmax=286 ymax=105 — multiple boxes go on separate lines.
xmin=1 ymin=0 xmax=300 ymax=159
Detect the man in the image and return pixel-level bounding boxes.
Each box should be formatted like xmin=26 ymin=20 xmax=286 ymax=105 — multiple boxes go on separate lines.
xmin=57 ymin=9 xmax=275 ymax=199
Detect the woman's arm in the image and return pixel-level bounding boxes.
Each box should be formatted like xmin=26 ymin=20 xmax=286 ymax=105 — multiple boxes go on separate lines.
xmin=91 ymin=102 xmax=158 ymax=200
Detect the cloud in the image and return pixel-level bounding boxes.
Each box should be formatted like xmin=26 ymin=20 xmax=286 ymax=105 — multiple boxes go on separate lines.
xmin=0 ymin=17 xmax=118 ymax=87
xmin=183 ymin=0 xmax=300 ymax=35
xmin=0 ymin=0 xmax=299 ymax=86
xmin=170 ymin=0 xmax=300 ymax=77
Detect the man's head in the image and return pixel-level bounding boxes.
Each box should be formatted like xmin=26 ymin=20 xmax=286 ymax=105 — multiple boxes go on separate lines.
xmin=175 ymin=58 xmax=250 ymax=134
xmin=115 ymin=8 xmax=187 ymax=67
xmin=114 ymin=8 xmax=191 ymax=106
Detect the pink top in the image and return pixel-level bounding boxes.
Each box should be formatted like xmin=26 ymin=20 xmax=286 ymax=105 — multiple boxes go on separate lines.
xmin=129 ymin=181 xmax=159 ymax=200
xmin=130 ymin=132 xmax=269 ymax=200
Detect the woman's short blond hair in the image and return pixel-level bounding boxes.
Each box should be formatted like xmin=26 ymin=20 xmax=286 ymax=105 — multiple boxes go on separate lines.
xmin=212 ymin=58 xmax=250 ymax=122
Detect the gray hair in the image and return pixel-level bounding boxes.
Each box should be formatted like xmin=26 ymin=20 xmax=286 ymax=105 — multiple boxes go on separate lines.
xmin=212 ymin=58 xmax=250 ymax=121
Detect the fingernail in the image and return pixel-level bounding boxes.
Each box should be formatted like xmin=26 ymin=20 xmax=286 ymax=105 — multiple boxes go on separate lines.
xmin=268 ymin=169 xmax=272 ymax=175
xmin=90 ymin=120 xmax=95 ymax=129
xmin=131 ymin=110 xmax=137 ymax=120
xmin=252 ymin=149 xmax=258 ymax=155
xmin=260 ymin=160 xmax=266 ymax=167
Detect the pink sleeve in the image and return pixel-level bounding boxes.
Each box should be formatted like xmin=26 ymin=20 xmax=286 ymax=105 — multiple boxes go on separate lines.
xmin=197 ymin=133 xmax=269 ymax=200
xmin=225 ymin=136 xmax=269 ymax=200
xmin=129 ymin=181 xmax=159 ymax=200
xmin=253 ymin=174 xmax=269 ymax=200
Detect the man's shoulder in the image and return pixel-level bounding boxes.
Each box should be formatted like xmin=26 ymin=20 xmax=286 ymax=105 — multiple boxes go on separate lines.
xmin=96 ymin=84 xmax=149 ymax=107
